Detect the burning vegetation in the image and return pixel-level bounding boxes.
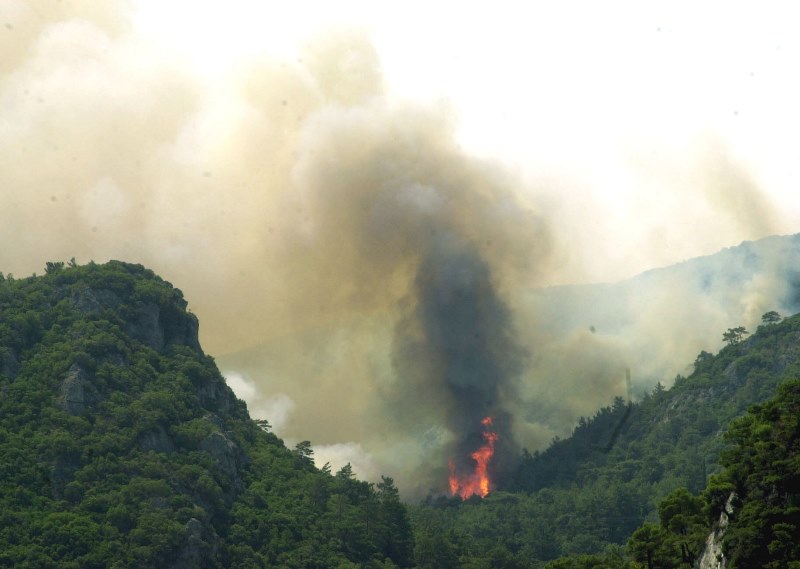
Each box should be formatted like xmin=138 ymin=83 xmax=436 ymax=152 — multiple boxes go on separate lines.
xmin=391 ymin=240 xmax=525 ymax=497
xmin=449 ymin=416 xmax=498 ymax=499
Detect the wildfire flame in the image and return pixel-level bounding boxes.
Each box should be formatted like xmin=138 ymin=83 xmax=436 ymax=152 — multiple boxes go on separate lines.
xmin=448 ymin=416 xmax=498 ymax=499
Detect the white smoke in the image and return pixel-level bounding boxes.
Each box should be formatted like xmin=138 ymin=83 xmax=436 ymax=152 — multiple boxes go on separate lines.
xmin=313 ymin=442 xmax=379 ymax=480
xmin=224 ymin=371 xmax=296 ymax=434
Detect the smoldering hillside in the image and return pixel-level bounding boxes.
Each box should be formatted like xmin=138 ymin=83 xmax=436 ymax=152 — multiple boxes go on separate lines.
xmin=1 ymin=2 xmax=796 ymax=497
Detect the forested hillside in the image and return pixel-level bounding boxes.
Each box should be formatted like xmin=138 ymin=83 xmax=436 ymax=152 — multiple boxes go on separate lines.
xmin=704 ymin=377 xmax=800 ymax=567
xmin=0 ymin=262 xmax=413 ymax=568
xmin=2 ymin=260 xmax=799 ymax=568
xmin=411 ymin=310 xmax=800 ymax=567
xmin=626 ymin=377 xmax=800 ymax=569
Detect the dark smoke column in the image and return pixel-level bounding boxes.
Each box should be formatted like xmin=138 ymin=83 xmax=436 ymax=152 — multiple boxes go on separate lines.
xmin=413 ymin=234 xmax=524 ymax=492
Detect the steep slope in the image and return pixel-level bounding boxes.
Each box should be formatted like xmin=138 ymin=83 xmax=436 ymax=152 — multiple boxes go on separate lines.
xmin=628 ymin=378 xmax=800 ymax=569
xmin=704 ymin=378 xmax=800 ymax=568
xmin=0 ymin=261 xmax=413 ymax=568
xmin=516 ymin=309 xmax=800 ymax=497
xmin=410 ymin=311 xmax=800 ymax=566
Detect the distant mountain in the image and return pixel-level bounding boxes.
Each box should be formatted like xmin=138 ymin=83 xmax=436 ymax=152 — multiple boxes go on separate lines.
xmin=0 ymin=261 xmax=413 ymax=568
xmin=556 ymin=232 xmax=799 ymax=321
xmin=530 ymin=232 xmax=800 ymax=369
xmin=513 ymin=233 xmax=800 ymax=445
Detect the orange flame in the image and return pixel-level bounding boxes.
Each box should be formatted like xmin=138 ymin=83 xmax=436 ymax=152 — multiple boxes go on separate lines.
xmin=448 ymin=416 xmax=498 ymax=499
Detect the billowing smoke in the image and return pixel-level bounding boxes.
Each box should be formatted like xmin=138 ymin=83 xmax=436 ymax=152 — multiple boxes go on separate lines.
xmin=276 ymin=100 xmax=549 ymax=493
xmin=1 ymin=2 xmax=796 ymax=498
xmin=392 ymin=239 xmax=526 ymax=490
xmin=0 ymin=2 xmax=549 ymax=495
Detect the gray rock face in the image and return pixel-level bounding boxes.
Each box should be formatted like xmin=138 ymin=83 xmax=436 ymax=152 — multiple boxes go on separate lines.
xmin=696 ymin=493 xmax=735 ymax=569
xmin=164 ymin=310 xmax=201 ymax=353
xmin=175 ymin=518 xmax=204 ymax=568
xmin=125 ymin=301 xmax=202 ymax=354
xmin=70 ymin=283 xmax=202 ymax=354
xmin=196 ymin=376 xmax=233 ymax=414
xmin=173 ymin=517 xmax=218 ymax=569
xmin=59 ymin=363 xmax=89 ymax=415
xmin=199 ymin=431 xmax=245 ymax=494
xmin=69 ymin=287 xmax=121 ymax=314
xmin=126 ymin=302 xmax=165 ymax=351
xmin=172 ymin=518 xmax=219 ymax=569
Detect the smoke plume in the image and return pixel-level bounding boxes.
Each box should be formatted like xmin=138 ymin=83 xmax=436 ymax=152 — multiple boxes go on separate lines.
xmin=392 ymin=239 xmax=526 ymax=489
xmin=1 ymin=2 xmax=795 ymax=497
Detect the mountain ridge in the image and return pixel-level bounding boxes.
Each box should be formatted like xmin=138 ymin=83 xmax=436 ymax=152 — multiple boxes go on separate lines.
xmin=3 ymin=251 xmax=799 ymax=567
xmin=527 ymin=233 xmax=800 ymax=344
xmin=0 ymin=261 xmax=414 ymax=568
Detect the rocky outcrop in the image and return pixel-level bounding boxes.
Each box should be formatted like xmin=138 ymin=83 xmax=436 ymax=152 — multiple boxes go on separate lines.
xmin=69 ymin=286 xmax=121 ymax=314
xmin=125 ymin=301 xmax=165 ymax=351
xmin=163 ymin=308 xmax=201 ymax=353
xmin=199 ymin=431 xmax=246 ymax=495
xmin=0 ymin=262 xmax=273 ymax=567
xmin=70 ymin=283 xmax=201 ymax=354
xmin=696 ymin=493 xmax=735 ymax=569
xmin=125 ymin=301 xmax=201 ymax=353
xmin=58 ymin=363 xmax=90 ymax=415
xmin=173 ymin=517 xmax=218 ymax=569
xmin=195 ymin=373 xmax=234 ymax=414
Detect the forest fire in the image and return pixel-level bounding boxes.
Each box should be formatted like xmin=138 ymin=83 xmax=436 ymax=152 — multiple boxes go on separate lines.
xmin=448 ymin=416 xmax=498 ymax=499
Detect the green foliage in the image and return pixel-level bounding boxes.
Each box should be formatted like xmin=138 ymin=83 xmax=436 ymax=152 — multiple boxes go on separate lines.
xmin=0 ymin=261 xmax=415 ymax=568
xmin=722 ymin=326 xmax=749 ymax=346
xmin=44 ymin=261 xmax=65 ymax=274
xmin=656 ymin=488 xmax=706 ymax=566
xmin=624 ymin=368 xmax=800 ymax=569
xmin=293 ymin=440 xmax=315 ymax=469
xmin=712 ymin=379 xmax=800 ymax=567
xmin=413 ymin=313 xmax=800 ymax=567
xmin=544 ymin=552 xmax=634 ymax=569
xmin=5 ymin=260 xmax=800 ymax=568
xmin=628 ymin=523 xmax=671 ymax=569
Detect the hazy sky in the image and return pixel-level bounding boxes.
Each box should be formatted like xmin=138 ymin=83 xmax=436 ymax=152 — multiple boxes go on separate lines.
xmin=3 ymin=1 xmax=798 ymax=284
xmin=131 ymin=0 xmax=800 ymax=283
xmin=3 ymin=1 xmax=800 ymax=490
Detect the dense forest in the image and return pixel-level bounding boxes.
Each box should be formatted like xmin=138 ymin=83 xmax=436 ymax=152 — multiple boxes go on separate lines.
xmin=0 ymin=261 xmax=413 ymax=568
xmin=1 ymin=261 xmax=799 ymax=567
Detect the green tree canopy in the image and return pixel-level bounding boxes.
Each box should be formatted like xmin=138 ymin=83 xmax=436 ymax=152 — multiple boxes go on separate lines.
xmin=722 ymin=326 xmax=749 ymax=346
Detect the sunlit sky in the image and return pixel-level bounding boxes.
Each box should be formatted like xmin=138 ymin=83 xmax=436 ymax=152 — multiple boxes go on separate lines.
xmin=132 ymin=0 xmax=800 ymax=283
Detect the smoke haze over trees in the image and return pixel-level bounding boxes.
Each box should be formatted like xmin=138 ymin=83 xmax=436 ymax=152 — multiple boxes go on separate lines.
xmin=3 ymin=1 xmax=800 ymax=493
